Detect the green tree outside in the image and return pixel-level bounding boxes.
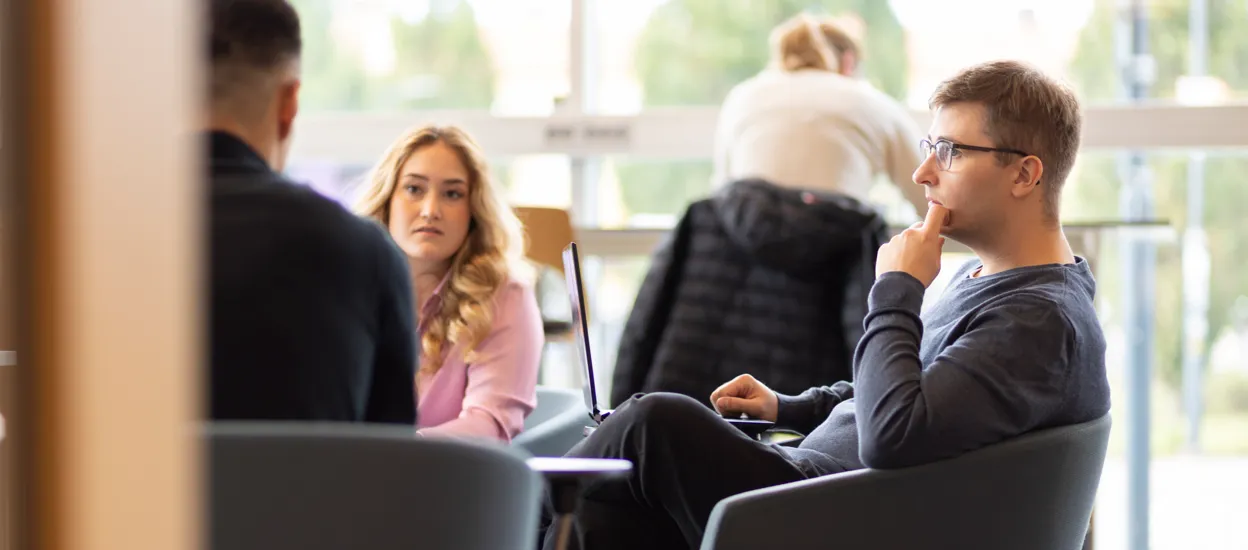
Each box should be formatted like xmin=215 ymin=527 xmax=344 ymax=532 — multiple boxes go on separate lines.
xmin=291 ymin=0 xmax=494 ymax=111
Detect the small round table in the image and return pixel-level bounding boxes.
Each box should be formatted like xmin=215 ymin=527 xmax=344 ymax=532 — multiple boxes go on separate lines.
xmin=527 ymin=457 xmax=633 ymax=550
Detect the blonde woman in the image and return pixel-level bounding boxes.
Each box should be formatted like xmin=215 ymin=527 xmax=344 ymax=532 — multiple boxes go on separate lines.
xmin=712 ymin=13 xmax=929 ymax=219
xmin=356 ymin=125 xmax=542 ymax=441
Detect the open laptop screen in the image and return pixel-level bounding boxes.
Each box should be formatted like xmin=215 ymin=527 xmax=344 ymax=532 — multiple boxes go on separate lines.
xmin=561 ymin=243 xmax=600 ymax=417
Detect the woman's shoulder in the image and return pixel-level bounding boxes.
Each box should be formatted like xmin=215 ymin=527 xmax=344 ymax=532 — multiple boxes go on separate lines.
xmin=500 ymin=272 xmax=535 ymax=294
xmin=493 ymin=268 xmax=540 ymax=310
xmin=479 ymin=271 xmax=541 ymax=340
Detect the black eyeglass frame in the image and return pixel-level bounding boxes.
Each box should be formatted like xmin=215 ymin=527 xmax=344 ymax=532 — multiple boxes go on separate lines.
xmin=920 ymin=138 xmax=1032 ymax=172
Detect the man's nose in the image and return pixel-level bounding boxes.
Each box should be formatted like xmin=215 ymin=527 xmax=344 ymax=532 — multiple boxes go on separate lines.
xmin=913 ymin=155 xmax=938 ymax=187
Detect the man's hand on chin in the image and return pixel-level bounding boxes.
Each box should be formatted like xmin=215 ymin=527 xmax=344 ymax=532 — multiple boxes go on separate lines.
xmin=875 ymin=203 xmax=950 ymax=288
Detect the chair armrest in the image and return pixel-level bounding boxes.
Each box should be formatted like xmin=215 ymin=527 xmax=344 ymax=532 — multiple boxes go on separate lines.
xmin=512 ymin=406 xmax=592 ymax=457
xmin=700 ymin=468 xmax=885 ymax=550
xmin=703 ymin=464 xmax=992 ymax=550
xmin=701 ymin=415 xmax=1110 ymax=550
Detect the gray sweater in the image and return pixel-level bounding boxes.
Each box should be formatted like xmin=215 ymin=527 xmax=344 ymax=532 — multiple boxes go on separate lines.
xmin=777 ymin=258 xmax=1111 ymax=474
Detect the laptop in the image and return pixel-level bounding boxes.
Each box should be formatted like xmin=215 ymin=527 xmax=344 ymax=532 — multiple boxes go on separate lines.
xmin=561 ymin=242 xmax=774 ymax=439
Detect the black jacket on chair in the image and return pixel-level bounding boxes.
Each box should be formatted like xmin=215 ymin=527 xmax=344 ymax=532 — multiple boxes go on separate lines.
xmin=609 ymin=178 xmax=887 ymax=407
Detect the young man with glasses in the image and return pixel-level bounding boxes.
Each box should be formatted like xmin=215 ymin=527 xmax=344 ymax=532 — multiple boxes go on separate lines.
xmin=540 ymin=60 xmax=1111 ymax=550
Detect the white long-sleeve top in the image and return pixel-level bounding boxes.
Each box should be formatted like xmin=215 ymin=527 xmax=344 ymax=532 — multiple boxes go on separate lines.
xmin=712 ymin=69 xmax=929 ymax=218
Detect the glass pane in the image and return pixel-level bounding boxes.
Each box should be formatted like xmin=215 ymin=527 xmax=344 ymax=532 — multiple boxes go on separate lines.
xmin=577 ymin=254 xmax=649 ymax=407
xmin=290 ymin=0 xmax=569 ymax=114
xmin=1203 ymin=0 xmax=1248 ymax=102
xmin=588 ymin=158 xmax=713 ymax=228
xmin=591 ymin=0 xmax=911 ymax=110
xmin=591 ymin=0 xmax=1248 ymax=111
xmin=1085 ymin=150 xmax=1248 ymax=550
xmin=506 ymin=155 xmax=574 ymax=209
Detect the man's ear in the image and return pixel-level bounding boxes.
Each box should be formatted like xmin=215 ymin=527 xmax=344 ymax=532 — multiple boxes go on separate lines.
xmin=277 ymin=79 xmax=300 ymax=142
xmin=1011 ymin=155 xmax=1044 ymax=199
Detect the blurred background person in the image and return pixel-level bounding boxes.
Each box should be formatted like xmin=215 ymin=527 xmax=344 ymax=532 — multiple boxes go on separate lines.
xmin=712 ymin=12 xmax=929 ymax=219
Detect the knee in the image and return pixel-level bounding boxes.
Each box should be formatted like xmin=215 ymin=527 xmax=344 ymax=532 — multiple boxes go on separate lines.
xmin=570 ymin=393 xmax=717 ymax=461
xmin=626 ymin=392 xmax=703 ymax=415
xmin=613 ymin=392 xmax=713 ymax=434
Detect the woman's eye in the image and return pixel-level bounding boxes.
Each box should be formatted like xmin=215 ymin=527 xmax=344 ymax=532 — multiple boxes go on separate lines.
xmin=403 ymin=184 xmax=423 ymax=195
xmin=446 ymin=190 xmax=465 ymax=199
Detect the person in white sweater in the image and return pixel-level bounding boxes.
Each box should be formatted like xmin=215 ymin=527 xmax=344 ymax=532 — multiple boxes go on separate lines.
xmin=712 ymin=13 xmax=928 ymax=219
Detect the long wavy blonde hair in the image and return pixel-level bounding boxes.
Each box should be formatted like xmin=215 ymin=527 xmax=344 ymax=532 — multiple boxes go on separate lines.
xmin=355 ymin=125 xmax=529 ymax=373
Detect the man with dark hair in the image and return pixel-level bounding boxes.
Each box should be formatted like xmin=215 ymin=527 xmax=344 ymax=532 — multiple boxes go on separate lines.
xmin=541 ymin=60 xmax=1111 ymax=550
xmin=207 ymin=0 xmax=417 ymax=424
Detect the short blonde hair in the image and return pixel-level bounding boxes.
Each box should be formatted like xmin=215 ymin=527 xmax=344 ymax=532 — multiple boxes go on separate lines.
xmin=354 ymin=125 xmax=529 ymax=373
xmin=769 ymin=13 xmax=862 ymax=73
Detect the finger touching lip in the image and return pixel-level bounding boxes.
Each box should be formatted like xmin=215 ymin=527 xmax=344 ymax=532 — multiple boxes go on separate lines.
xmin=922 ymin=203 xmax=951 ymax=234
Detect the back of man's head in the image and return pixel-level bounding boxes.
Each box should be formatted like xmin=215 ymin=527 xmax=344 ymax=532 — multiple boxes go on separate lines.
xmin=929 ymin=60 xmax=1082 ymax=221
xmin=208 ymin=0 xmax=302 ymax=169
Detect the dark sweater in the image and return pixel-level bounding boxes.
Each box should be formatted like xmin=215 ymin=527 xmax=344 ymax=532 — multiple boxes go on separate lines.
xmin=777 ymin=258 xmax=1111 ymax=473
xmin=209 ymin=131 xmax=418 ymax=424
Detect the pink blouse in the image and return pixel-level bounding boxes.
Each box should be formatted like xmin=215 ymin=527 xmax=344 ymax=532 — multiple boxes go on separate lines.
xmin=414 ymin=273 xmax=543 ymax=442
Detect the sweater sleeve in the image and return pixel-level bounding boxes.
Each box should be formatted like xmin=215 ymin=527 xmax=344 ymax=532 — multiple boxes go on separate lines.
xmin=852 ymin=272 xmax=1074 ymax=469
xmin=774 ymin=381 xmax=855 ymax=434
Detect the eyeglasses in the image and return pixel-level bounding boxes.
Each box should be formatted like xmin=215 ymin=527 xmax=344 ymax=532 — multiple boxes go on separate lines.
xmin=920 ymin=138 xmax=1031 ymax=171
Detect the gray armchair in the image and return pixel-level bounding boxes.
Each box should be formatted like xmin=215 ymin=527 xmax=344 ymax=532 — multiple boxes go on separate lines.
xmin=207 ymin=422 xmax=542 ymax=550
xmin=701 ymin=413 xmax=1111 ymax=550
xmin=513 ymin=386 xmax=591 ymax=457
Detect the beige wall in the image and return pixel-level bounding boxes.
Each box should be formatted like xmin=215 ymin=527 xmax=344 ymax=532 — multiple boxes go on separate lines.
xmin=11 ymin=0 xmax=201 ymax=549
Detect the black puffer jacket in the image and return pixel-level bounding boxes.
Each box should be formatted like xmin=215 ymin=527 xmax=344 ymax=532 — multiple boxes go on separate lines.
xmin=609 ymin=178 xmax=887 ymax=407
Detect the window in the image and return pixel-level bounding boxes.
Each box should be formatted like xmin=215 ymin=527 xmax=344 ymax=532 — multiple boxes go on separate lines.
xmin=573 ymin=254 xmax=649 ymax=405
xmin=292 ymin=0 xmax=570 ymax=115
xmin=286 ymin=155 xmax=570 ymax=210
xmin=588 ymin=157 xmax=712 ymax=228
xmin=589 ymin=0 xmax=1248 ymax=112
xmin=588 ymin=0 xmax=912 ymax=111
xmin=1073 ymin=149 xmax=1248 ymax=550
